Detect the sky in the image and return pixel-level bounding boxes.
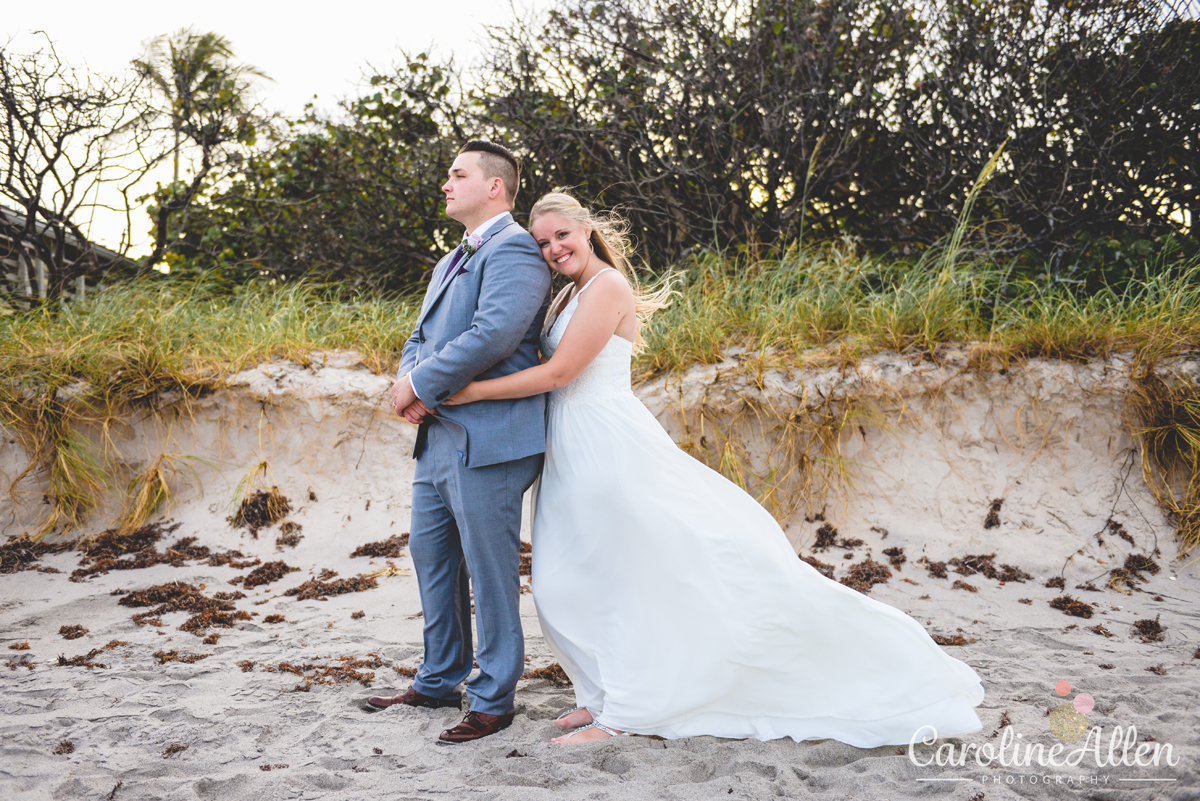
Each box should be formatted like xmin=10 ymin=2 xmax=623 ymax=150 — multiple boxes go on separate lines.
xmin=4 ymin=0 xmax=551 ymax=253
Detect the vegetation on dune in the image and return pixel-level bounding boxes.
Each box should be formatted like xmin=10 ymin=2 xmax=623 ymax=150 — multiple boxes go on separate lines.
xmin=3 ymin=248 xmax=1200 ymax=555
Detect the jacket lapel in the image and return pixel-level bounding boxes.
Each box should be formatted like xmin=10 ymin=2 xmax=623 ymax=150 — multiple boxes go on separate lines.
xmin=418 ymin=214 xmax=516 ymax=325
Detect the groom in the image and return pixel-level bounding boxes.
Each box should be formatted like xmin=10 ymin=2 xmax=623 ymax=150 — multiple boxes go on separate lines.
xmin=371 ymin=140 xmax=551 ymax=744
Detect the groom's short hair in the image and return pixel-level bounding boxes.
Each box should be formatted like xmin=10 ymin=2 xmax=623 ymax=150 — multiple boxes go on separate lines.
xmin=460 ymin=140 xmax=521 ymax=206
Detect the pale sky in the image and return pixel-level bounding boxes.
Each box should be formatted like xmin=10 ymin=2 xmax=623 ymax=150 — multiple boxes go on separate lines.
xmin=4 ymin=0 xmax=551 ymax=253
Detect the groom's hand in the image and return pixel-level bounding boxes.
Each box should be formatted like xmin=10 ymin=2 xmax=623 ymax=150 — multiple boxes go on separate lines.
xmin=391 ymin=375 xmax=418 ymax=419
xmin=402 ymin=399 xmax=432 ymax=424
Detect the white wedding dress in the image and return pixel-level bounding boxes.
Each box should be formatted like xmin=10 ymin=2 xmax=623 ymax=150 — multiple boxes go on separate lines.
xmin=531 ymin=268 xmax=985 ymax=746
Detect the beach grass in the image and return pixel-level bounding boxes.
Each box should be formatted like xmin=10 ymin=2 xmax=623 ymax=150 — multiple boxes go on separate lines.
xmin=4 ymin=251 xmax=1200 ymax=549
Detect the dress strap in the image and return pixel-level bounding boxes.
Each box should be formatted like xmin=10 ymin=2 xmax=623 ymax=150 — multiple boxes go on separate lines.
xmin=577 ymin=266 xmax=618 ymax=296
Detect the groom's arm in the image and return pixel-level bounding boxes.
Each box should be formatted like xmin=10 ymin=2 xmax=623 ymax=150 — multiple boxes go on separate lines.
xmin=408 ymin=235 xmax=550 ymax=407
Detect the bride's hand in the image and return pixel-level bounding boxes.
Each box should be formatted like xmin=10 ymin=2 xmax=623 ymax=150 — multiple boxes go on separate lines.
xmin=442 ymin=383 xmax=480 ymax=406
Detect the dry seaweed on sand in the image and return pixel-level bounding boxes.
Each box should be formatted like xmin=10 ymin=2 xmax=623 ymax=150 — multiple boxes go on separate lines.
xmin=1123 ymin=553 xmax=1161 ymax=580
xmin=58 ymin=625 xmax=87 ymax=640
xmin=8 ymin=641 xmax=31 ymax=651
xmin=1089 ymin=624 xmax=1114 ymax=637
xmin=812 ymin=523 xmax=839 ymax=551
xmin=799 ymin=553 xmax=835 ymax=579
xmin=53 ymin=740 xmax=74 ymax=755
xmin=1132 ymin=615 xmax=1165 ymax=643
xmin=916 ymin=556 xmax=949 ymax=579
xmin=154 ymin=650 xmax=211 ymax=664
xmin=58 ymin=650 xmax=108 ymax=668
xmin=276 ymin=521 xmax=304 ymax=549
xmin=0 ymin=535 xmax=74 ymax=574
xmin=162 ymin=743 xmax=189 ymax=758
xmin=931 ymin=633 xmax=975 ymax=646
xmin=230 ymin=487 xmax=291 ymax=536
xmin=282 ymin=573 xmax=379 ymax=601
xmin=351 ymin=610 xmax=365 ymax=619
xmin=350 ymin=533 xmax=409 ymax=558
xmin=952 ymin=579 xmax=978 ymax=592
xmin=522 ymin=662 xmax=572 ymax=686
xmin=519 ymin=551 xmax=532 ymax=576
xmin=263 ymin=614 xmax=286 ymax=624
xmin=118 ymin=580 xmax=250 ymax=635
xmin=839 ymin=558 xmax=892 ymax=594
xmin=1145 ymin=664 xmax=1167 ymax=675
xmin=238 ymin=560 xmax=299 ymax=590
xmin=68 ymin=522 xmax=251 ymax=581
xmin=1044 ymin=576 xmax=1066 ymax=589
xmin=984 ymin=498 xmax=1003 ymax=529
xmin=5 ymin=655 xmax=35 ymax=670
xmin=393 ymin=665 xmax=417 ymax=677
xmin=1049 ymin=595 xmax=1094 ymax=618
xmin=881 ymin=546 xmax=905 ymax=570
xmin=949 ymin=553 xmax=1032 ymax=583
xmin=255 ymin=655 xmax=384 ymax=687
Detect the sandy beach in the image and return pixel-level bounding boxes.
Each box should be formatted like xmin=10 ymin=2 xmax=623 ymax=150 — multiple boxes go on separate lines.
xmin=2 ymin=351 xmax=1197 ymax=800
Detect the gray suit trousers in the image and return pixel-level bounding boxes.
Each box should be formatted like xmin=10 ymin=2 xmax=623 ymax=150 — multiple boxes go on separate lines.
xmin=408 ymin=420 xmax=543 ymax=714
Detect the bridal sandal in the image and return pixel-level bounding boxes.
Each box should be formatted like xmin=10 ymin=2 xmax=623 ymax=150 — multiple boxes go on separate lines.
xmin=552 ymin=706 xmax=591 ymax=727
xmin=553 ymin=721 xmax=628 ymax=743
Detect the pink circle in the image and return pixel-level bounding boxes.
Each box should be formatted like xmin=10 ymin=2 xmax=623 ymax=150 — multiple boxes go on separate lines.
xmin=1073 ymin=693 xmax=1094 ymax=714
xmin=1055 ymin=680 xmax=1072 ymax=696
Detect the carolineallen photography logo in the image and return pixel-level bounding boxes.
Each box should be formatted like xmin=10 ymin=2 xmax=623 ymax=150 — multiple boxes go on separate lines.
xmin=907 ymin=679 xmax=1181 ymax=789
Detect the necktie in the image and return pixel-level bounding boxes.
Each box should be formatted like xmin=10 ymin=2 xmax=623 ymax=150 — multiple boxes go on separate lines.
xmin=441 ymin=244 xmax=467 ymax=288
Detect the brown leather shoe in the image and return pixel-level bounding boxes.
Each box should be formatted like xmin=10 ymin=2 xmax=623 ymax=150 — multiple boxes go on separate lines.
xmin=437 ymin=710 xmax=515 ymax=743
xmin=365 ymin=686 xmax=462 ymax=711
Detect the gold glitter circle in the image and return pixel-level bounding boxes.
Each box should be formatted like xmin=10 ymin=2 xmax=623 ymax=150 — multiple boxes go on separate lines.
xmin=1049 ymin=702 xmax=1088 ymax=741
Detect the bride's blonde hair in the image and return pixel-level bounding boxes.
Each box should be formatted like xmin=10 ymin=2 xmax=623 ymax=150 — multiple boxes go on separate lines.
xmin=529 ymin=189 xmax=674 ymax=351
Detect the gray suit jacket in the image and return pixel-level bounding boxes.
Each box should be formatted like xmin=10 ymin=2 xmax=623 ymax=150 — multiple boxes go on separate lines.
xmin=398 ymin=213 xmax=552 ymax=467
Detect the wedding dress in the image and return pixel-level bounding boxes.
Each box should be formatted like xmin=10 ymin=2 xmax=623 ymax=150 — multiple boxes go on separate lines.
xmin=531 ymin=268 xmax=985 ymax=746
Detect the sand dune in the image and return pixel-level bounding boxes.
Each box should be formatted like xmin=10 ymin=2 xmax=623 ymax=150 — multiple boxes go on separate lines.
xmin=1 ymin=350 xmax=1196 ymax=800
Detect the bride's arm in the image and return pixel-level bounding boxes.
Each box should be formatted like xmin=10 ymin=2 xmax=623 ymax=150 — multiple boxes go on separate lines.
xmin=445 ymin=275 xmax=630 ymax=403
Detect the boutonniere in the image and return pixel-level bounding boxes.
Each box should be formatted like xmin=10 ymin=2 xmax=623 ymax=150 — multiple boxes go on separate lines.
xmin=462 ymin=232 xmax=483 ymax=260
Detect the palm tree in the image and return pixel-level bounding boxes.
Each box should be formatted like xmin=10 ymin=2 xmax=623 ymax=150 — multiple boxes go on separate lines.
xmin=133 ymin=28 xmax=268 ymax=185
xmin=132 ymin=28 xmax=269 ymax=269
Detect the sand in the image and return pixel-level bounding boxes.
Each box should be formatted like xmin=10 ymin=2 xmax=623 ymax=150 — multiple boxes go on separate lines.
xmin=1 ymin=350 xmax=1197 ymax=800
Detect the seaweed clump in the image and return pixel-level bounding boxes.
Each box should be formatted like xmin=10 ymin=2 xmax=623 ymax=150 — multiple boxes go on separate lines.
xmin=1132 ymin=615 xmax=1165 ymax=643
xmin=949 ymin=553 xmax=1032 ymax=583
xmin=118 ymin=581 xmax=250 ymax=635
xmin=799 ymin=553 xmax=835 ymax=580
xmin=984 ymin=498 xmax=1003 ymax=529
xmin=521 ymin=662 xmax=572 ymax=686
xmin=840 ymin=558 xmax=892 ymax=594
xmin=276 ymin=521 xmax=304 ymax=550
xmin=69 ymin=523 xmax=253 ymax=581
xmin=231 ymin=488 xmax=291 ymax=536
xmin=0 ymin=535 xmax=74 ymax=574
xmin=1049 ymin=595 xmax=1094 ymax=618
xmin=253 ymin=654 xmax=385 ymax=689
xmin=881 ymin=547 xmax=905 ymax=570
xmin=59 ymin=625 xmax=88 ymax=640
xmin=350 ymin=533 xmax=409 ymax=558
xmin=932 ymin=633 xmax=973 ymax=646
xmin=282 ymin=571 xmax=378 ymax=601
xmin=154 ymin=650 xmax=211 ymax=664
xmin=916 ymin=557 xmax=949 ymax=579
xmin=519 ymin=540 xmax=532 ymax=576
xmin=237 ymin=560 xmax=299 ymax=590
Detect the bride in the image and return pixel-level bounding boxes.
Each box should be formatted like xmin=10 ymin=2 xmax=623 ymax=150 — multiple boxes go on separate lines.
xmin=444 ymin=190 xmax=985 ymax=745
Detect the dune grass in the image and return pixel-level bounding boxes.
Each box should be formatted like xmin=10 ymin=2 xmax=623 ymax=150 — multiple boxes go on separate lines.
xmin=4 ymin=253 xmax=1200 ymax=552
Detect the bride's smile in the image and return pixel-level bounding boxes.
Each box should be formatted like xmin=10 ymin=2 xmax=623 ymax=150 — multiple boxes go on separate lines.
xmin=532 ymin=211 xmax=592 ymax=277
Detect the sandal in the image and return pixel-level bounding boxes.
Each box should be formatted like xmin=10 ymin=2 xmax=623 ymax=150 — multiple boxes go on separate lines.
xmin=552 ymin=706 xmax=592 ymax=727
xmin=553 ymin=721 xmax=627 ymax=743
